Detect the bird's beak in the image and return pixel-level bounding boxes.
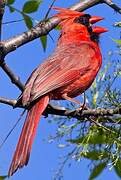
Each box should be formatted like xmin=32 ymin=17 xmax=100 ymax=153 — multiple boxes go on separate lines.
xmin=90 ymin=16 xmax=108 ymax=34
xmin=92 ymin=26 xmax=108 ymax=33
xmin=89 ymin=16 xmax=104 ymax=24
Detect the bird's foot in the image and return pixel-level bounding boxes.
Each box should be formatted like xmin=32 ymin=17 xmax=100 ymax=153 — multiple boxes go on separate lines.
xmin=75 ymin=104 xmax=88 ymax=114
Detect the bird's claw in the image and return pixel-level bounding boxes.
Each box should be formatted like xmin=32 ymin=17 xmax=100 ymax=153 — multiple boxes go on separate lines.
xmin=76 ymin=104 xmax=89 ymax=114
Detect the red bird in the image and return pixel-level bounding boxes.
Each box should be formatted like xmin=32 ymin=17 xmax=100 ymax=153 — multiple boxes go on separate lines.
xmin=8 ymin=7 xmax=108 ymax=176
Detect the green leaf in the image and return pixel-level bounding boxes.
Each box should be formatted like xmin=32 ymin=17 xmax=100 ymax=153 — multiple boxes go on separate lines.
xmin=0 ymin=176 xmax=7 ymax=180
xmin=40 ymin=35 xmax=47 ymax=51
xmin=81 ymin=151 xmax=109 ymax=160
xmin=23 ymin=14 xmax=33 ymax=29
xmin=7 ymin=5 xmax=15 ymax=13
xmin=111 ymin=38 xmax=121 ymax=45
xmin=7 ymin=0 xmax=15 ymax=5
xmin=114 ymin=158 xmax=121 ymax=178
xmin=68 ymin=129 xmax=111 ymax=145
xmin=23 ymin=0 xmax=42 ymax=14
xmin=89 ymin=162 xmax=107 ymax=180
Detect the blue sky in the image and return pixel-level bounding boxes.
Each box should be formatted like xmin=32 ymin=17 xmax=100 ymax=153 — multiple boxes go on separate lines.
xmin=0 ymin=0 xmax=120 ymax=179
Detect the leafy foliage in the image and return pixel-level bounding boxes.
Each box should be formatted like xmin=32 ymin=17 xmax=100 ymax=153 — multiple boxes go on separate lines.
xmin=40 ymin=35 xmax=47 ymax=51
xmin=89 ymin=162 xmax=107 ymax=180
xmin=23 ymin=14 xmax=33 ymax=29
xmin=6 ymin=0 xmax=47 ymax=50
xmin=49 ymin=51 xmax=121 ymax=179
xmin=111 ymin=38 xmax=121 ymax=45
xmin=0 ymin=176 xmax=7 ymax=180
xmin=22 ymin=0 xmax=42 ymax=14
xmin=114 ymin=157 xmax=121 ymax=178
xmin=7 ymin=0 xmax=15 ymax=5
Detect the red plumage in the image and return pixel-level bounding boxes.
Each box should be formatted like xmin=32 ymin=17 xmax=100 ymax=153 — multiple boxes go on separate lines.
xmin=8 ymin=7 xmax=107 ymax=176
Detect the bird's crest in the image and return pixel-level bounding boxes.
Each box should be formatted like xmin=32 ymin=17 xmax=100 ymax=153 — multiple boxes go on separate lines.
xmin=53 ymin=7 xmax=85 ymax=19
xmin=53 ymin=7 xmax=108 ymax=35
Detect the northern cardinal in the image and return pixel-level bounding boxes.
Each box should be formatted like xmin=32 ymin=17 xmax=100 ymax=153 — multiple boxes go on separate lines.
xmin=8 ymin=7 xmax=108 ymax=176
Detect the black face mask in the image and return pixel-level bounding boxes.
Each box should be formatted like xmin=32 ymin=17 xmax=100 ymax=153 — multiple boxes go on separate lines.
xmin=74 ymin=14 xmax=100 ymax=43
xmin=74 ymin=14 xmax=91 ymax=26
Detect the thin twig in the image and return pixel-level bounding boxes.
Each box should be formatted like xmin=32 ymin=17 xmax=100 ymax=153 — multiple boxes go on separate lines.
xmin=0 ymin=0 xmax=6 ymax=40
xmin=54 ymin=147 xmax=77 ymax=179
xmin=70 ymin=0 xmax=102 ymax=11
xmin=0 ymin=61 xmax=24 ymax=91
xmin=0 ymin=97 xmax=17 ymax=107
xmin=44 ymin=0 xmax=57 ymax=19
xmin=2 ymin=19 xmax=24 ymax=25
xmin=0 ymin=109 xmax=26 ymax=149
xmin=103 ymin=0 xmax=121 ymax=14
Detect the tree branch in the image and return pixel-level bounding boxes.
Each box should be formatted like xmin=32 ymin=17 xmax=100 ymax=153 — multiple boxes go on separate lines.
xmin=103 ymin=0 xmax=121 ymax=14
xmin=0 ymin=97 xmax=17 ymax=107
xmin=0 ymin=17 xmax=60 ymax=56
xmin=0 ymin=1 xmax=25 ymax=91
xmin=0 ymin=97 xmax=120 ymax=123
xmin=70 ymin=0 xmax=102 ymax=11
xmin=45 ymin=104 xmax=121 ymax=120
xmin=0 ymin=61 xmax=24 ymax=91
xmin=0 ymin=0 xmax=6 ymax=40
xmin=0 ymin=0 xmax=120 ymax=57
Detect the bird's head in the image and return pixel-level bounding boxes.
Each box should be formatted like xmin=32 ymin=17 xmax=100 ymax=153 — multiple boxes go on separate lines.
xmin=53 ymin=7 xmax=108 ymax=43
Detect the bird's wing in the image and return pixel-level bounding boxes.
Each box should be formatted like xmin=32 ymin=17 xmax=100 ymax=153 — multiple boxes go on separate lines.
xmin=22 ymin=42 xmax=97 ymax=105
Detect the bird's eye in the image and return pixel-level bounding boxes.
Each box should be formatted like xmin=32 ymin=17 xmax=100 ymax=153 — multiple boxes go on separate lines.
xmin=74 ymin=14 xmax=91 ymax=26
xmin=74 ymin=16 xmax=83 ymax=24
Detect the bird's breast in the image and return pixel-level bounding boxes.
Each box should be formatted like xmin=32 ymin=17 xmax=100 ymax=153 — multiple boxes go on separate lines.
xmin=51 ymin=65 xmax=100 ymax=100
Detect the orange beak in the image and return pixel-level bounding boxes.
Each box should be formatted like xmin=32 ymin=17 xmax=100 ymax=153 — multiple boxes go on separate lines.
xmin=89 ymin=16 xmax=104 ymax=24
xmin=92 ymin=26 xmax=108 ymax=33
xmin=89 ymin=16 xmax=108 ymax=34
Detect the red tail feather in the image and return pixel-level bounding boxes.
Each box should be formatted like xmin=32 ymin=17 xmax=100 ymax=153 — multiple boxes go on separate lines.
xmin=8 ymin=95 xmax=49 ymax=176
